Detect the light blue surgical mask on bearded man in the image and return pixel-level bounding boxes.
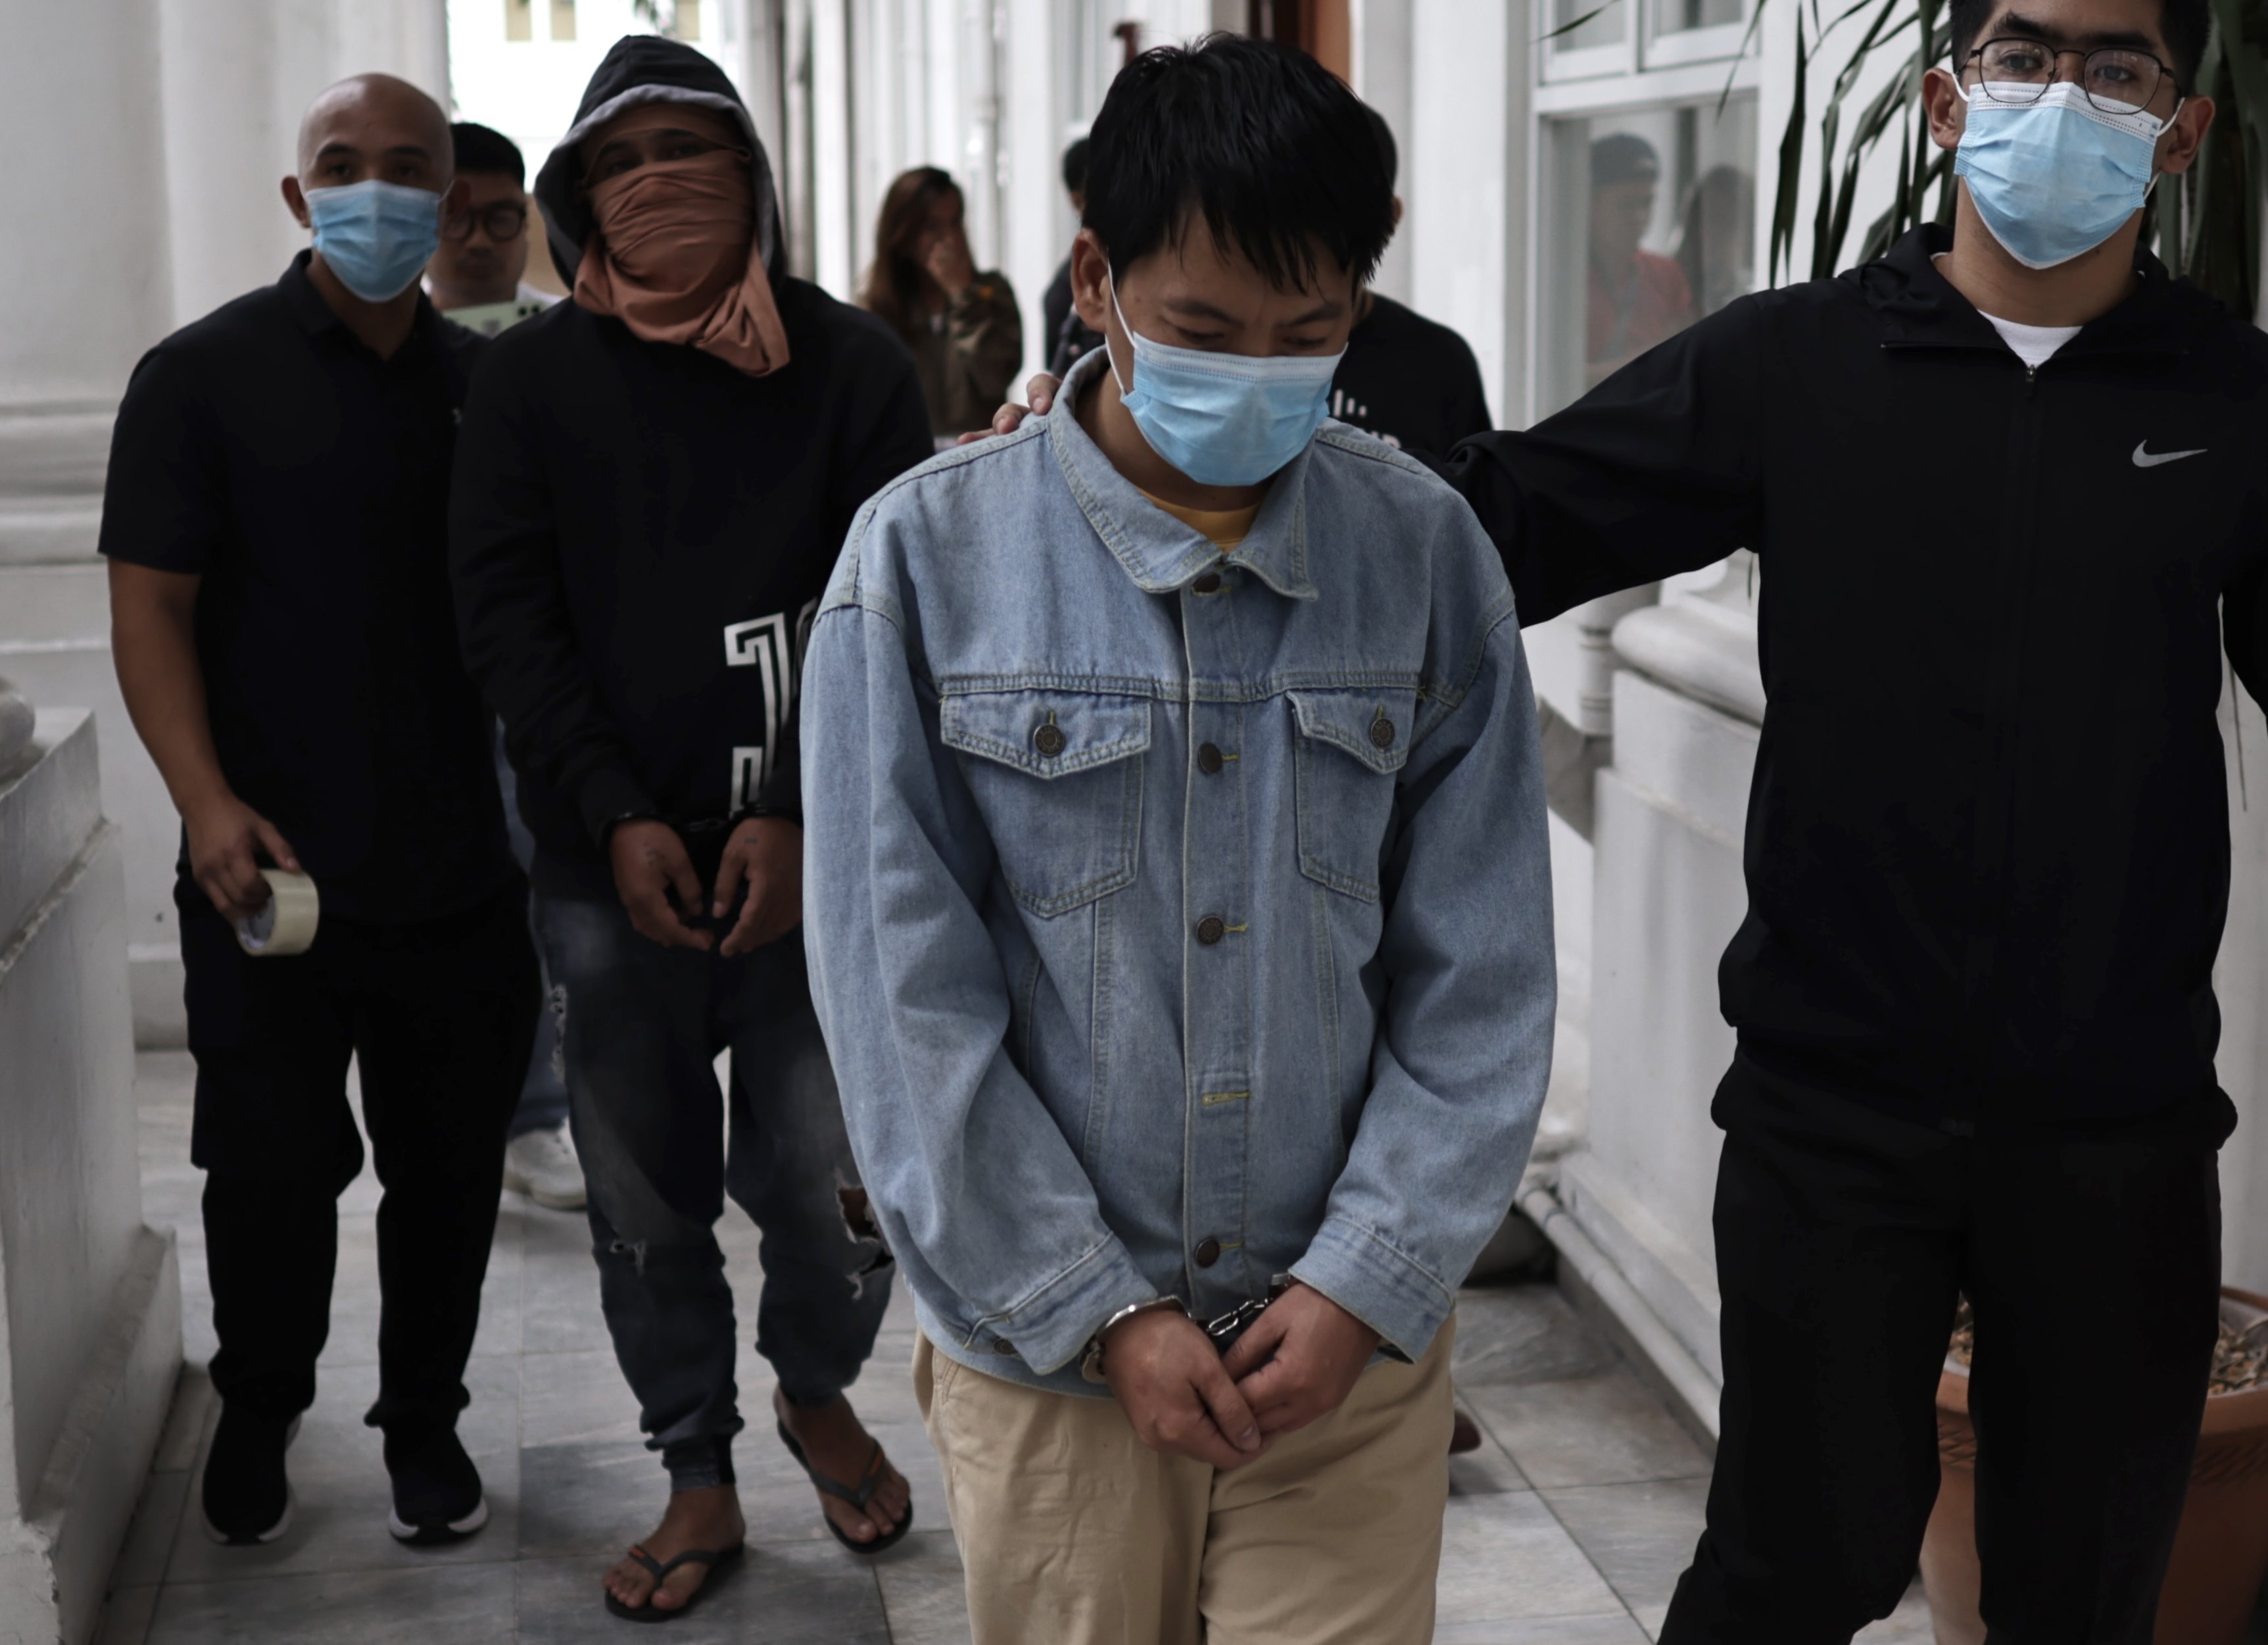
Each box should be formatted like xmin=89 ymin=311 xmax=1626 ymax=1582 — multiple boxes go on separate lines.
xmin=1954 ymin=80 xmax=2177 ymax=269
xmin=1107 ymin=274 xmax=1345 ymax=487
xmin=307 ymin=178 xmax=445 ymax=301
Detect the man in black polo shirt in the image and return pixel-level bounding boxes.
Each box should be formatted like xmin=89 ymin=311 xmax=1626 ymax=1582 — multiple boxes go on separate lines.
xmin=103 ymin=72 xmax=537 ymax=1550
xmin=1325 ymin=107 xmax=1493 ymax=459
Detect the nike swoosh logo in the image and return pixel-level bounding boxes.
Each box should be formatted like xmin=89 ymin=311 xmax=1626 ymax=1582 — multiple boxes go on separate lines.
xmin=2133 ymin=441 xmax=2208 ymax=468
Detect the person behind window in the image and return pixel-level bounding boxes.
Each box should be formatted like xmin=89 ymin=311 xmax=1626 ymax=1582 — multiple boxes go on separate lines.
xmin=861 ymin=166 xmax=1023 ymax=439
xmin=425 ymin=122 xmax=558 ymax=336
xmin=1043 ymin=137 xmax=1109 ymax=376
xmin=1676 ymin=162 xmax=1756 ymax=321
xmin=1585 ymin=132 xmax=1693 ymax=385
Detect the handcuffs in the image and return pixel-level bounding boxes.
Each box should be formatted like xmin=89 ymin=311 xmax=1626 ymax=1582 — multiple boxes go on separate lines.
xmin=1079 ymin=1277 xmax=1292 ymax=1385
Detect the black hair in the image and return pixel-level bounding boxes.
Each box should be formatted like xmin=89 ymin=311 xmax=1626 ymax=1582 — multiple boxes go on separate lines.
xmin=1591 ymin=132 xmax=1662 ymax=189
xmin=1061 ymin=136 xmax=1091 ymax=196
xmin=1082 ymin=34 xmax=1394 ymax=291
xmin=1947 ymin=0 xmax=2210 ymax=86
xmin=1362 ymin=103 xmax=1398 ymax=191
xmin=451 ymin=121 xmax=526 ymax=185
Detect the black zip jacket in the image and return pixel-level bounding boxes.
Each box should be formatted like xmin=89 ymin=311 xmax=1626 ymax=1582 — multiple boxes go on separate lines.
xmin=450 ymin=37 xmax=933 ymax=893
xmin=1445 ymin=225 xmax=2268 ymax=1125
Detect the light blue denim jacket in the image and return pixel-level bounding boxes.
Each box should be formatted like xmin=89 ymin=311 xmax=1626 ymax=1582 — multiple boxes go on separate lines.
xmin=801 ymin=352 xmax=1555 ymax=1397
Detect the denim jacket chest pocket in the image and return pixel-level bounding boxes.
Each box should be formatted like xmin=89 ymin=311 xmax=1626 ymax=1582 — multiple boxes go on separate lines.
xmin=939 ymin=689 xmax=1151 ymax=916
xmin=1287 ymin=687 xmax=1417 ymax=903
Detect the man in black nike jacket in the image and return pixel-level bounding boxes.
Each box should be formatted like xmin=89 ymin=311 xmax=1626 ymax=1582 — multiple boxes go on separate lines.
xmin=450 ymin=36 xmax=933 ymax=1621
xmin=995 ymin=0 xmax=2260 ymax=1633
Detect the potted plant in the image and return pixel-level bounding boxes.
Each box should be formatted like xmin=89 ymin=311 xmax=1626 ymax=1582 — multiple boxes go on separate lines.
xmin=1918 ymin=1288 xmax=2268 ymax=1645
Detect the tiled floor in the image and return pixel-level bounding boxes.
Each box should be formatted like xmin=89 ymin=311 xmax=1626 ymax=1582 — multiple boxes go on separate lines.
xmin=99 ymin=1050 xmax=1940 ymax=1644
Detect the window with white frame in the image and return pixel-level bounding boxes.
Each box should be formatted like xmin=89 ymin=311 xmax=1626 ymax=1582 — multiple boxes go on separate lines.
xmin=1532 ymin=0 xmax=1761 ymax=420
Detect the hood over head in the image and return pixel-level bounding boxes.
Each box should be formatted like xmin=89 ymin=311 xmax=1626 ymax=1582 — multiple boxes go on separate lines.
xmin=535 ymin=35 xmax=784 ymax=286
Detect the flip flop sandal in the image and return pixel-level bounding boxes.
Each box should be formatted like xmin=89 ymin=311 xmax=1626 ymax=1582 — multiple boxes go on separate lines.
xmin=602 ymin=1541 xmax=746 ymax=1623
xmin=775 ymin=1419 xmax=914 ymax=1556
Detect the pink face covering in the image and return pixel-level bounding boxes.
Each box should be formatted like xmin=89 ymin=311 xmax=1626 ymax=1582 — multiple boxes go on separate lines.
xmin=574 ymin=149 xmax=790 ymax=378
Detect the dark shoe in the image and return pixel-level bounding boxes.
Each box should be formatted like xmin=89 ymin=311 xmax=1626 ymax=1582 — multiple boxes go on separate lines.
xmin=201 ymin=1406 xmax=297 ymax=1545
xmin=384 ymin=1426 xmax=489 ymax=1545
xmin=1450 ymin=1409 xmax=1484 ymax=1455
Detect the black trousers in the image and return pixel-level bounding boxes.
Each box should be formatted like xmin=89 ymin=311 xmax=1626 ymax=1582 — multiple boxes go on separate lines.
xmin=180 ymin=879 xmax=539 ymax=1436
xmin=1660 ymin=1056 xmax=2227 ymax=1645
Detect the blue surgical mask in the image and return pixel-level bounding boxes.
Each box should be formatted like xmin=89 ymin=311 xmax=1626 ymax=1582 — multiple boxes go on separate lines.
xmin=306 ymin=179 xmax=444 ymax=301
xmin=1955 ymin=80 xmax=2172 ymax=269
xmin=1106 ymin=276 xmax=1344 ymax=487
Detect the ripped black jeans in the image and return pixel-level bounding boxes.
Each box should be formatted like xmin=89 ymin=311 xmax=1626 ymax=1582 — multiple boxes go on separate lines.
xmin=533 ymin=881 xmax=892 ymax=1492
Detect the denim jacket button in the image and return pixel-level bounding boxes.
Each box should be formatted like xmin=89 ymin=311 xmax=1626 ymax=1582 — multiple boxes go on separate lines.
xmin=1194 ymin=1236 xmax=1222 ymax=1268
xmin=1195 ymin=914 xmax=1226 ymax=946
xmin=1192 ymin=572 xmax=1223 ymax=595
xmin=1368 ymin=713 xmax=1397 ymax=749
xmin=1033 ymin=722 xmax=1067 ymax=758
xmin=1197 ymin=743 xmax=1224 ymax=775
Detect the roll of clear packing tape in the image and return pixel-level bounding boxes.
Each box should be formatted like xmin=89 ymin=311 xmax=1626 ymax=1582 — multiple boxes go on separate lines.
xmin=235 ymin=869 xmax=320 ymax=956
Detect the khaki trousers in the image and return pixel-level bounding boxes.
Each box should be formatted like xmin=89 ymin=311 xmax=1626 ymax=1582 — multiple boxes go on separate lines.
xmin=914 ymin=1317 xmax=1454 ymax=1645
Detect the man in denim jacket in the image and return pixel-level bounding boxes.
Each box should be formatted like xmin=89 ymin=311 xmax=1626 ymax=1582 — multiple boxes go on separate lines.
xmin=802 ymin=36 xmax=1555 ymax=1644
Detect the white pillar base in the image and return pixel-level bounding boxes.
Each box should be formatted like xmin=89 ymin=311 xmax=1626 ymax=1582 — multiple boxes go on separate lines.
xmin=0 ymin=712 xmax=183 ymax=1645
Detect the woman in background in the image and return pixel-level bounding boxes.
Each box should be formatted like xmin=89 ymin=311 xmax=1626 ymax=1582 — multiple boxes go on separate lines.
xmin=861 ymin=166 xmax=1022 ymax=442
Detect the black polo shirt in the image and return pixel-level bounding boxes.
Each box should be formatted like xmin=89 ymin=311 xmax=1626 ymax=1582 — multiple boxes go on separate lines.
xmin=100 ymin=253 xmax=514 ymax=923
xmin=1328 ymin=293 xmax=1493 ymax=460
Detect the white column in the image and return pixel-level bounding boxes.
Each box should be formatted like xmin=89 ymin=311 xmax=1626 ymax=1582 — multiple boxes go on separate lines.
xmin=0 ymin=0 xmax=183 ymax=1045
xmin=0 ymin=16 xmax=183 ymax=1617
xmin=1000 ymin=0 xmax=1066 ymax=380
xmin=809 ymin=0 xmax=858 ymax=297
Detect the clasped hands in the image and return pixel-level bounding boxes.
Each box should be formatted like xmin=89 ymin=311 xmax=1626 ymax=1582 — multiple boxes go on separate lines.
xmin=609 ymin=815 xmax=802 ymax=956
xmin=1100 ymin=1281 xmax=1382 ymax=1471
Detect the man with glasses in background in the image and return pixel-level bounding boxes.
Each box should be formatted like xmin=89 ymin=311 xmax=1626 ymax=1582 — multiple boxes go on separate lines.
xmin=426 ymin=122 xmax=558 ymax=336
xmin=992 ymin=0 xmax=2265 ymax=1634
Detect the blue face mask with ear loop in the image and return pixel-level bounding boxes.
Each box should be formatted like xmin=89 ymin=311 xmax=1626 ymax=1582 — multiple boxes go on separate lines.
xmin=1954 ymin=79 xmax=2177 ymax=268
xmin=1105 ymin=274 xmax=1345 ymax=488
xmin=306 ymin=178 xmax=445 ymax=301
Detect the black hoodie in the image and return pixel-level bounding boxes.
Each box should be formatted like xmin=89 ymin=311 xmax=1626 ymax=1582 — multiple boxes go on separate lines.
xmin=1445 ymin=226 xmax=2268 ymax=1129
xmin=451 ymin=37 xmax=934 ymax=893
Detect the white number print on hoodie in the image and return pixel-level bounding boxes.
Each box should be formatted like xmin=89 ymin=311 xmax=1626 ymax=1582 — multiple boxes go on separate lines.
xmin=722 ymin=598 xmax=819 ymax=810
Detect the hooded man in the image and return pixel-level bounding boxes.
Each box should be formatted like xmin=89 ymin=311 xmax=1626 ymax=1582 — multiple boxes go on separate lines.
xmin=450 ymin=36 xmax=934 ymax=1621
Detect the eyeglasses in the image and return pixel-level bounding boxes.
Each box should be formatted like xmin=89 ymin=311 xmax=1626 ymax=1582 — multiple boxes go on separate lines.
xmin=441 ymin=201 xmax=529 ymax=243
xmin=1963 ymin=37 xmax=2177 ymax=112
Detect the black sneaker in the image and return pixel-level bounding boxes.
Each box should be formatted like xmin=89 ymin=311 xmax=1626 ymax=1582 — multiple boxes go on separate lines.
xmin=201 ymin=1407 xmax=297 ymax=1545
xmin=384 ymin=1426 xmax=488 ymax=1545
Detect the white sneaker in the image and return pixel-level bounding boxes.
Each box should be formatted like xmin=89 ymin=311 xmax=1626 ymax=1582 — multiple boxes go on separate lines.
xmin=504 ymin=1123 xmax=587 ymax=1210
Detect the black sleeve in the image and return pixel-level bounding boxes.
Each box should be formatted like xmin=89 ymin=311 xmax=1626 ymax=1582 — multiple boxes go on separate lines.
xmin=761 ymin=330 xmax=936 ymax=822
xmin=97 ymin=344 xmax=227 ymax=573
xmin=449 ymin=347 xmax=657 ymax=845
xmin=1438 ymin=297 xmax=1769 ymax=626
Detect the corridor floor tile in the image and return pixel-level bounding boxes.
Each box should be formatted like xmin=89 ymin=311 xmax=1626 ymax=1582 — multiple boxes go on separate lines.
xmin=145 ymin=1561 xmax=518 ymax=1645
xmin=1466 ymin=1370 xmax=1713 ymax=1490
xmin=873 ymin=1529 xmax=975 ymax=1645
xmin=1432 ymin=1616 xmax=1651 ymax=1644
xmin=1535 ymin=1478 xmax=1711 ymax=1634
xmin=1434 ymin=1492 xmax=1627 ymax=1623
xmin=1451 ymin=1287 xmax=1619 ymax=1388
